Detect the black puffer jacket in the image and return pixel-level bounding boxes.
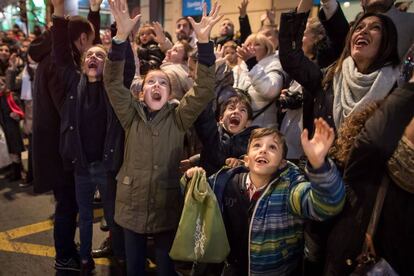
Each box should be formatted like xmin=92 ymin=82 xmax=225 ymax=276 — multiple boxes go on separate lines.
xmin=137 ymin=40 xmax=165 ymax=75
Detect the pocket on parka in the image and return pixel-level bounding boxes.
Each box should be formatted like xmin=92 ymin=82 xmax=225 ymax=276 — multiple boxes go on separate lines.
xmin=116 ymin=174 xmax=134 ymax=205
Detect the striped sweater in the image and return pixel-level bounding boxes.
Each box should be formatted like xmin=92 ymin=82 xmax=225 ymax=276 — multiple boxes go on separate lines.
xmin=212 ymin=159 xmax=345 ymax=275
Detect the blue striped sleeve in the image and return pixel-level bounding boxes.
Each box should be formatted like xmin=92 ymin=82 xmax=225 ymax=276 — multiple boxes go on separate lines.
xmin=288 ymin=159 xmax=345 ymax=221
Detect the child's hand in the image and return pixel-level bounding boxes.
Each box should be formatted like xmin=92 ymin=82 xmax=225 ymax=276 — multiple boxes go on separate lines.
xmin=10 ymin=112 xmax=20 ymax=121
xmin=301 ymin=118 xmax=335 ymax=169
xmin=225 ymin=157 xmax=243 ymax=168
xmin=188 ymin=1 xmax=223 ymax=43
xmin=109 ymin=0 xmax=141 ymax=42
xmin=185 ymin=166 xmax=205 ymax=179
xmin=179 ymin=159 xmax=192 ymax=174
xmin=214 ymin=44 xmax=224 ymax=60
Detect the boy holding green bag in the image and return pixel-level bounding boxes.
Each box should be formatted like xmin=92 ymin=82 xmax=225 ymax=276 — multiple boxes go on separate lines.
xmin=185 ymin=118 xmax=345 ymax=275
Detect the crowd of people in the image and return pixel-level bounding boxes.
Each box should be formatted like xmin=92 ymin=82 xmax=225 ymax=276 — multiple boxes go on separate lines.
xmin=0 ymin=0 xmax=413 ymax=275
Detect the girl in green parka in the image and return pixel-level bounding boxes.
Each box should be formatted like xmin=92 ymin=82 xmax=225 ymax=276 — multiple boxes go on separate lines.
xmin=105 ymin=0 xmax=223 ymax=274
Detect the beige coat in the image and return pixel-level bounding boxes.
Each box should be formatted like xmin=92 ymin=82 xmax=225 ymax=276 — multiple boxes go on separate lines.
xmin=104 ymin=59 xmax=215 ymax=234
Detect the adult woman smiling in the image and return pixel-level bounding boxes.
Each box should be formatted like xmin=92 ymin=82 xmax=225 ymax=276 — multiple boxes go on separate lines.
xmin=279 ymin=11 xmax=400 ymax=134
xmin=235 ymin=33 xmax=288 ymax=129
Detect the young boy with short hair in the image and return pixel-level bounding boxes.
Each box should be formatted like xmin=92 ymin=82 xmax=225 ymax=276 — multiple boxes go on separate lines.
xmin=182 ymin=92 xmax=258 ymax=176
xmin=186 ymin=118 xmax=345 ymax=275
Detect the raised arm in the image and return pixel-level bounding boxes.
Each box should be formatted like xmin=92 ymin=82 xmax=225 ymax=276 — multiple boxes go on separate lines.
xmin=317 ymin=0 xmax=349 ymax=67
xmin=88 ymin=0 xmax=103 ymax=44
xmin=288 ymin=118 xmax=345 ymax=221
xmin=238 ymin=0 xmax=251 ymax=44
xmin=104 ymin=0 xmax=141 ymax=129
xmin=50 ymin=0 xmax=81 ymax=102
xmin=279 ymin=10 xmax=323 ymax=93
xmin=174 ymin=2 xmax=222 ymax=131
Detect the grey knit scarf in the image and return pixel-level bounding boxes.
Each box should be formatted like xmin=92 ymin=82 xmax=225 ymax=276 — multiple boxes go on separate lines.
xmin=333 ymin=56 xmax=398 ymax=128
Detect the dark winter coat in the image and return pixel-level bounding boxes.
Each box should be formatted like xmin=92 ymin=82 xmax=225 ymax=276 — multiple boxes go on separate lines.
xmin=279 ymin=8 xmax=348 ymax=134
xmin=29 ymin=30 xmax=70 ymax=193
xmin=0 ymin=92 xmax=24 ymax=154
xmin=52 ymin=16 xmax=125 ymax=173
xmin=323 ymin=83 xmax=414 ymax=276
xmin=28 ymin=10 xmax=103 ymax=193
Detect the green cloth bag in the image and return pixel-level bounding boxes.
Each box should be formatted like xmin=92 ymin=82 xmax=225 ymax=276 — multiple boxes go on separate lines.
xmin=169 ymin=170 xmax=230 ymax=263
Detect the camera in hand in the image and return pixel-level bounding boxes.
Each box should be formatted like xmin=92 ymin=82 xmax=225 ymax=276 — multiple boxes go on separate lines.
xmin=277 ymin=89 xmax=303 ymax=110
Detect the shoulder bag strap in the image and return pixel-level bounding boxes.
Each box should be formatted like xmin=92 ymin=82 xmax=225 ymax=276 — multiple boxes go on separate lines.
xmin=361 ymin=175 xmax=390 ymax=257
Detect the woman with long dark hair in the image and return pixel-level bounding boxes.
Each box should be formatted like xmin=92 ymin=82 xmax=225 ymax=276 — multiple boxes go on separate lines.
xmin=280 ymin=8 xmax=400 ymax=134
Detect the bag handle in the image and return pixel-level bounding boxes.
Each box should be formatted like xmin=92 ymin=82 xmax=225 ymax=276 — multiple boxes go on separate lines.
xmin=360 ymin=175 xmax=390 ymax=258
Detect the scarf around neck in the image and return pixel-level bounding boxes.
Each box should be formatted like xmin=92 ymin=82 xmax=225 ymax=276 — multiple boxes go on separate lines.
xmin=333 ymin=56 xmax=398 ymax=128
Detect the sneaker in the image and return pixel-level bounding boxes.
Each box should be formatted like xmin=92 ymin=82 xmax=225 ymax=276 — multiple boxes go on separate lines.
xmin=54 ymin=256 xmax=80 ymax=272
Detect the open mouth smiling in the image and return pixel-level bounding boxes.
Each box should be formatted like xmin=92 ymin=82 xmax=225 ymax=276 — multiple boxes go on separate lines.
xmin=354 ymin=37 xmax=369 ymax=47
xmin=229 ymin=116 xmax=241 ymax=126
xmin=151 ymin=91 xmax=162 ymax=101
xmin=255 ymin=157 xmax=269 ymax=164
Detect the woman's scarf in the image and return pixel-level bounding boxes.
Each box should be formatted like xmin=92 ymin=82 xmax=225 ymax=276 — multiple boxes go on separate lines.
xmin=333 ymin=56 xmax=398 ymax=128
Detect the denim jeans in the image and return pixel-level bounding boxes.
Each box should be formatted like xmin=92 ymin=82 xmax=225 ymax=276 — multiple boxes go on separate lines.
xmin=53 ymin=170 xmax=78 ymax=260
xmin=75 ymin=162 xmax=124 ymax=261
xmin=123 ymin=228 xmax=177 ymax=276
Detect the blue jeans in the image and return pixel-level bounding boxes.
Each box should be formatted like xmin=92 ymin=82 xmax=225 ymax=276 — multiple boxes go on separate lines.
xmin=75 ymin=162 xmax=124 ymax=260
xmin=123 ymin=228 xmax=177 ymax=276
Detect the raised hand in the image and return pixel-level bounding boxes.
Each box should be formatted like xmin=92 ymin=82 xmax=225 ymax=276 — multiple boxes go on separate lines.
xmin=89 ymin=0 xmax=103 ymax=12
xmin=214 ymin=44 xmax=224 ymax=60
xmin=301 ymin=118 xmax=335 ymax=169
xmin=236 ymin=44 xmax=255 ymax=61
xmin=152 ymin=21 xmax=166 ymax=44
xmin=238 ymin=0 xmax=249 ymax=18
xmin=297 ymin=0 xmax=313 ymax=13
xmin=187 ymin=1 xmax=223 ymax=43
xmin=51 ymin=0 xmax=65 ymax=16
xmin=109 ymin=0 xmax=141 ymax=41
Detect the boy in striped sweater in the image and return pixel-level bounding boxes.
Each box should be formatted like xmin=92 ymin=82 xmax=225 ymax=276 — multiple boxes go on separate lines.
xmin=186 ymin=118 xmax=345 ymax=276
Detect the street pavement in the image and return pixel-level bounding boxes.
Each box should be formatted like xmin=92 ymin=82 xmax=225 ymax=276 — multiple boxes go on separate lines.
xmin=0 ymin=177 xmax=112 ymax=276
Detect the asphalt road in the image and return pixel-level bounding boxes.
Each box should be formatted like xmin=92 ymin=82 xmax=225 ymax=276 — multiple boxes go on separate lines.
xmin=0 ymin=177 xmax=113 ymax=276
